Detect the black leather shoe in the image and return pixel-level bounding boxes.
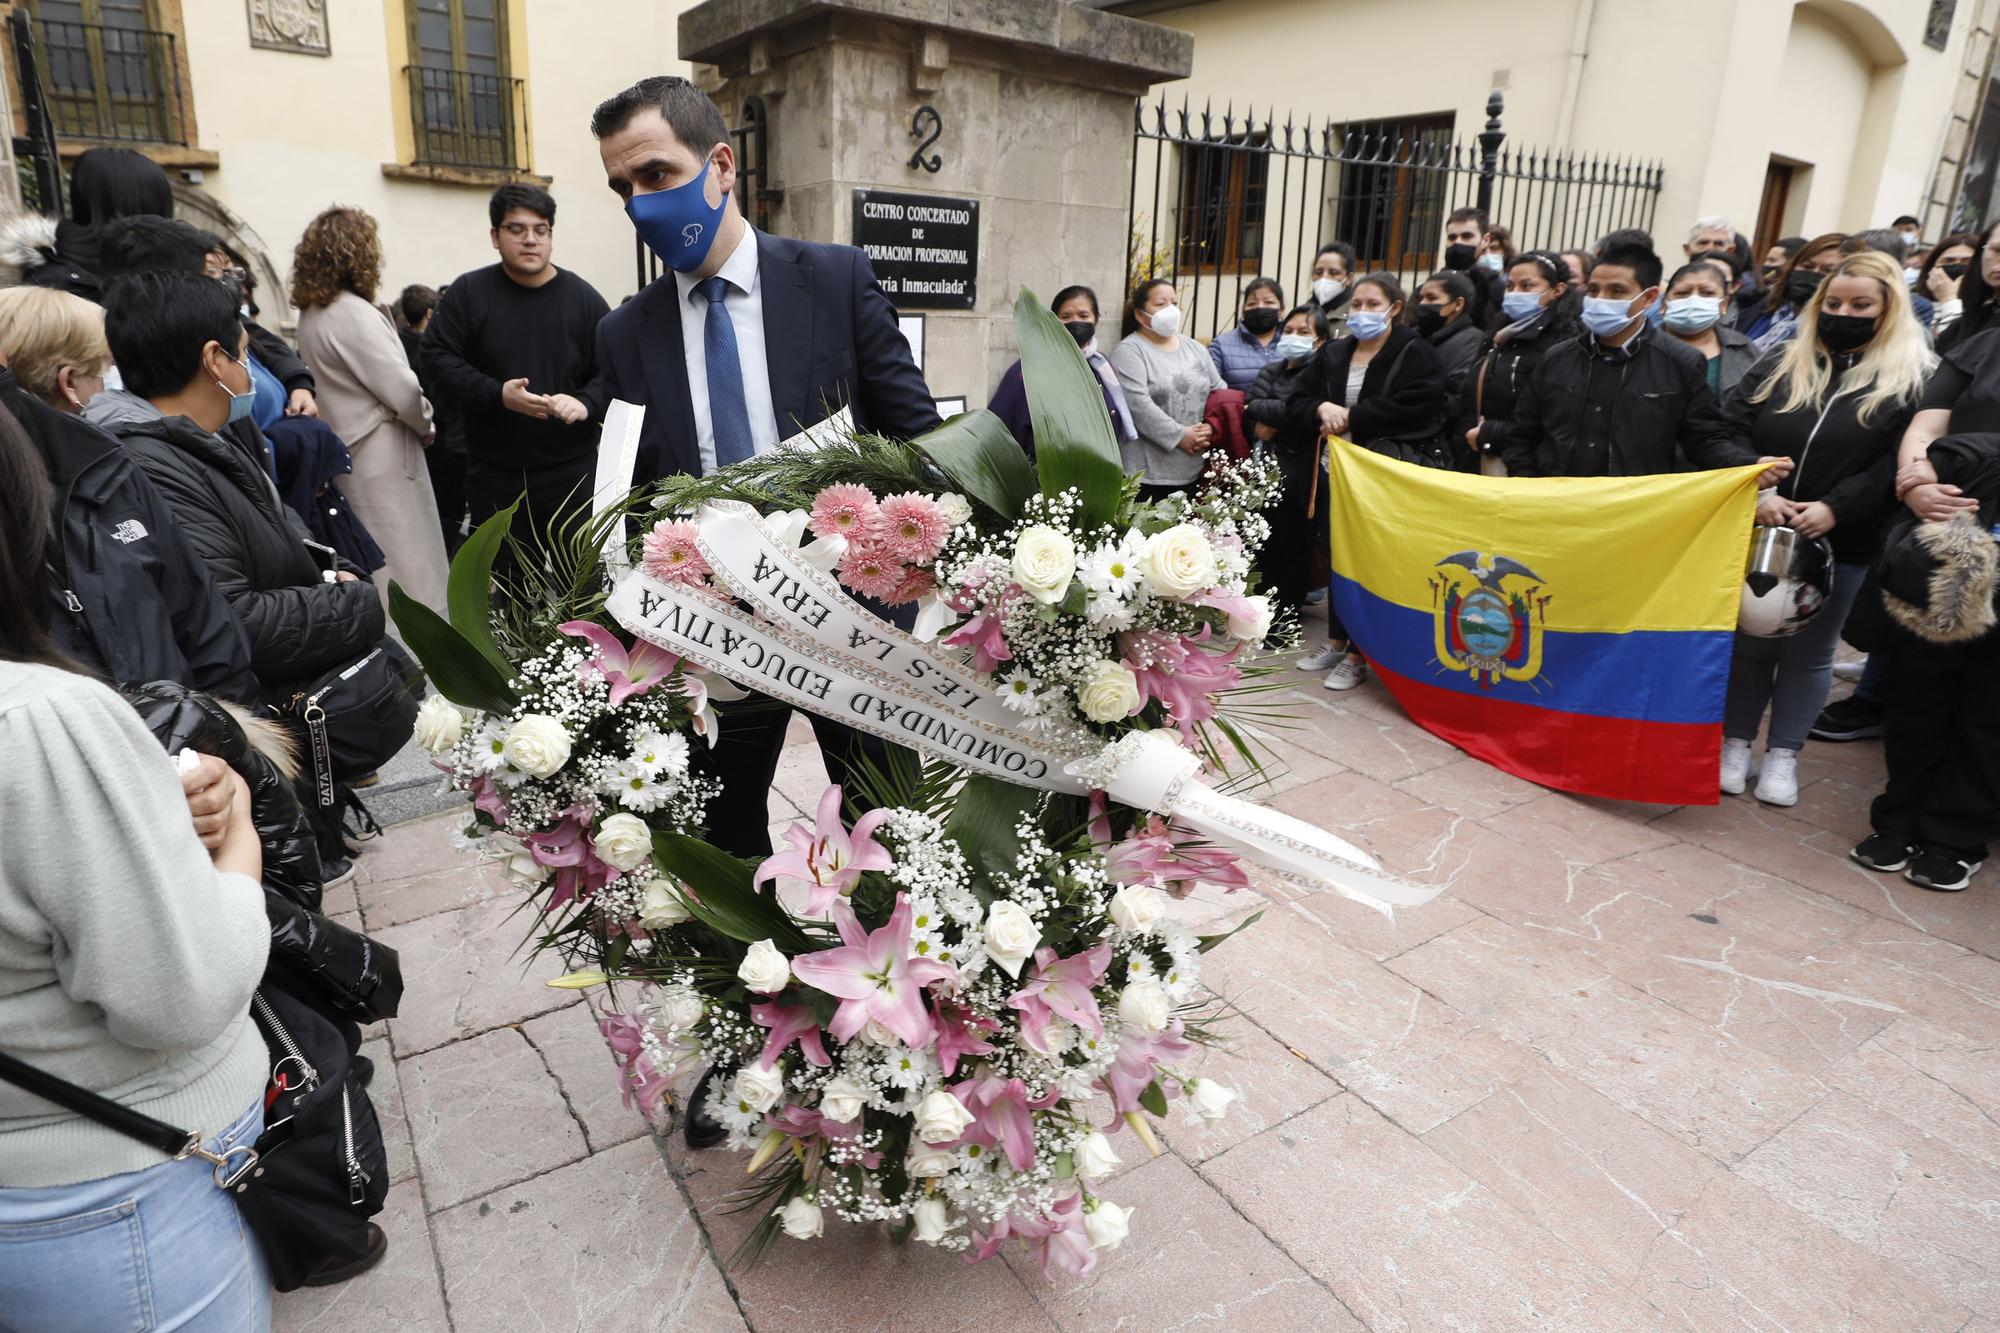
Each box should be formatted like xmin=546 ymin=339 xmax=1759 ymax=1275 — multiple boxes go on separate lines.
xmin=300 ymin=1222 xmax=388 ymax=1287
xmin=684 ymin=1064 xmax=729 ymax=1150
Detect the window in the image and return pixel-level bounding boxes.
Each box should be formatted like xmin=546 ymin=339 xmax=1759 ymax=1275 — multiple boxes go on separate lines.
xmin=1333 ymin=114 xmax=1456 ymax=273
xmin=404 ymin=0 xmax=521 ymax=170
xmin=1175 ymin=135 xmax=1269 ymax=271
xmin=30 ymin=0 xmax=185 ymax=145
xmin=1926 ymin=0 xmax=1957 ymax=52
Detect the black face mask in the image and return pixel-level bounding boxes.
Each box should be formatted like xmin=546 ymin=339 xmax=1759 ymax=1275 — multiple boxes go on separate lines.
xmin=1444 ymin=243 xmax=1478 ymax=272
xmin=1817 ymin=311 xmax=1879 ymax=355
xmin=1785 ymin=269 xmax=1826 ymax=307
xmin=1063 ymin=319 xmax=1095 ymax=347
xmin=1241 ymin=307 xmax=1281 ymax=335
xmin=1414 ymin=303 xmax=1448 ymax=337
xmin=1760 ymin=266 xmax=1781 ymax=285
xmin=1942 ymin=262 xmax=1970 ymax=280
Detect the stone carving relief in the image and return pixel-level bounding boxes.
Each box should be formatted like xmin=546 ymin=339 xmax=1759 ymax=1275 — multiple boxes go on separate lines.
xmin=247 ymin=0 xmax=330 ymax=57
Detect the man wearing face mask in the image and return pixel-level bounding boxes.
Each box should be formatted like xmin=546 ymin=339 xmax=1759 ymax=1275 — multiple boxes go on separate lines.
xmin=1499 ymin=243 xmax=1794 ymax=484
xmin=1443 ymin=207 xmax=1504 ymax=307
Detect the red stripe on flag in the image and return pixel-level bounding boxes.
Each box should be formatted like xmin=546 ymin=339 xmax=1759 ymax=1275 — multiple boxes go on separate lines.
xmin=1368 ymin=661 xmax=1720 ymax=806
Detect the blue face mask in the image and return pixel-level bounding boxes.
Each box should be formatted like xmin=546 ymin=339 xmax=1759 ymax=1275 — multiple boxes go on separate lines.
xmin=1662 ymin=295 xmax=1723 ymax=334
xmin=1346 ymin=309 xmax=1390 ymax=341
xmin=1501 ymin=291 xmax=1543 ymax=322
xmin=1275 ymin=332 xmax=1315 ymax=360
xmin=218 ymin=350 xmax=255 ymax=425
xmin=627 ymin=153 xmax=728 ymax=274
xmin=1580 ymin=295 xmax=1644 ymax=339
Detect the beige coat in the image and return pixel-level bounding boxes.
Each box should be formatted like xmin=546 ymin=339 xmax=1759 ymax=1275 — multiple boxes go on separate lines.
xmin=296 ymin=292 xmax=448 ymax=614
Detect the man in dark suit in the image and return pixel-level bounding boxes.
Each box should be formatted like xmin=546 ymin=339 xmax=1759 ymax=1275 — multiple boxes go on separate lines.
xmin=592 ymin=75 xmax=941 ymax=1145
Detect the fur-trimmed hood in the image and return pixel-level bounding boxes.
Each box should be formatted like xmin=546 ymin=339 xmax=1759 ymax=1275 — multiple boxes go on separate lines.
xmin=0 ymin=209 xmax=60 ymax=285
xmin=1882 ymin=512 xmax=1999 ymax=645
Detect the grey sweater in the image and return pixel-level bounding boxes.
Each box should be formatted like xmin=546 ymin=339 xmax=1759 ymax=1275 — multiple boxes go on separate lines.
xmin=0 ymin=662 xmax=269 ymax=1187
xmin=1109 ymin=331 xmax=1226 ymax=486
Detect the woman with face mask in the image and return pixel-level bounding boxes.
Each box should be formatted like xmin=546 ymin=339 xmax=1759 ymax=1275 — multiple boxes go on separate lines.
xmin=1717 ymin=251 xmax=1934 ymax=807
xmin=1244 ymin=305 xmax=1327 ymax=620
xmin=1741 ymin=233 xmax=1848 ymax=353
xmin=1308 ymin=242 xmax=1357 ymax=339
xmin=988 ymin=284 xmax=1136 ymax=457
xmin=1109 ymin=278 xmax=1226 ymax=501
xmin=1413 ymin=271 xmax=1490 ymax=470
xmin=1660 ymin=260 xmax=1758 ymax=397
xmin=1923 ymin=227 xmax=1987 ymax=345
xmin=1479 ymin=226 xmax=1517 ymax=277
xmin=1463 ymin=251 xmax=1578 ymax=476
xmin=1208 ymin=277 xmax=1288 ymax=391
xmin=1291 ymin=273 xmax=1447 ymax=691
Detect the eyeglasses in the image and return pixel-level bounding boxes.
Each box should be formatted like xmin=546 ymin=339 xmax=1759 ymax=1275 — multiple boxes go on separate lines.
xmin=211 ymin=264 xmax=247 ymax=284
xmin=501 ymin=223 xmax=552 ymax=240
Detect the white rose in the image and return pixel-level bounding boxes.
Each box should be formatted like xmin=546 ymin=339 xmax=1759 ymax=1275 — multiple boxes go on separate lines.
xmin=737 ymin=939 xmax=791 ymax=994
xmin=1226 ymin=593 xmax=1274 ymax=644
xmin=1140 ymin=524 xmax=1219 ymax=598
xmin=818 ymin=1076 xmax=868 ymax=1125
xmin=1076 ymin=659 xmax=1141 ymax=724
xmin=637 ymin=878 xmax=693 ymax=930
xmin=502 ymin=713 xmax=572 ymax=777
xmin=732 ymin=1061 xmax=786 ymax=1113
xmin=656 ymin=986 xmax=705 ymax=1032
xmin=906 ymin=1142 xmax=956 ymax=1178
xmin=779 ymin=1195 xmax=824 ymax=1239
xmin=914 ymin=1090 xmax=976 ymax=1144
xmin=500 ymin=849 xmax=547 ymax=888
xmin=1084 ymin=1199 xmax=1132 ymax=1250
xmin=861 ymin=1019 xmax=902 ymax=1047
xmin=1186 ymin=1078 xmax=1238 ymax=1121
xmin=1011 ymin=524 xmax=1077 ymax=605
xmin=981 ymin=901 xmax=1041 ymax=979
xmin=1109 ymin=883 xmax=1166 ymax=934
xmin=1117 ymin=978 xmax=1170 ymax=1033
xmin=911 ymin=1196 xmax=951 ymax=1245
xmin=594 ymin=812 xmax=653 ymax=872
xmin=413 ymin=694 xmax=465 ymax=753
xmin=1073 ymin=1131 xmax=1122 ymax=1181
xmin=937 ymin=493 xmax=973 ymax=527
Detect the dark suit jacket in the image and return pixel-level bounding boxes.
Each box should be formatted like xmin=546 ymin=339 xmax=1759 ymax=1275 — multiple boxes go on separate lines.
xmin=596 ymin=230 xmax=942 ymax=482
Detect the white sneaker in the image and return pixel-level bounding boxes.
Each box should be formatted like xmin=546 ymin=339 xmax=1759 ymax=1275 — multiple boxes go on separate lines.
xmin=1296 ymin=644 xmax=1343 ymax=671
xmin=1719 ymin=738 xmax=1756 ymax=795
xmin=1832 ymin=659 xmax=1867 ymax=681
xmin=1324 ymin=656 xmax=1368 ymax=691
xmin=1755 ymin=747 xmax=1799 ymax=806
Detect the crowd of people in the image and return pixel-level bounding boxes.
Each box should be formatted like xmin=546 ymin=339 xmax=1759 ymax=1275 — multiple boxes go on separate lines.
xmin=0 ymin=76 xmax=1995 ymax=1326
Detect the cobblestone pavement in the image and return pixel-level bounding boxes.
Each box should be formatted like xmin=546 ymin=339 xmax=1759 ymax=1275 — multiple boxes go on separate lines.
xmin=277 ymin=666 xmax=2000 ymax=1332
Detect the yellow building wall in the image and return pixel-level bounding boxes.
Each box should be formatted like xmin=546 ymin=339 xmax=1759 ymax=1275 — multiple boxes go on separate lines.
xmin=180 ymin=0 xmax=697 ymax=320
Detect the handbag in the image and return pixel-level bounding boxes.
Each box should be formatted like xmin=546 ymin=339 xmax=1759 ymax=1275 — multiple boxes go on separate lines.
xmin=283 ymin=638 xmax=423 ymax=807
xmin=0 ymin=984 xmax=388 ymax=1292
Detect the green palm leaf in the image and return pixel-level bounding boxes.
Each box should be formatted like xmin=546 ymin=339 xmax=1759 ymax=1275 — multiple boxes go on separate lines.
xmin=914 ymin=409 xmax=1038 ymax=521
xmin=1018 ymin=288 xmax=1124 ymax=527
xmin=387 ymin=582 xmax=519 ymax=716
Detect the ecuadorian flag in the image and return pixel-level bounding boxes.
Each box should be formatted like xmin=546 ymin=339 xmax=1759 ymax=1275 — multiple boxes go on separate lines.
xmin=1327 ymin=442 xmax=1762 ymax=805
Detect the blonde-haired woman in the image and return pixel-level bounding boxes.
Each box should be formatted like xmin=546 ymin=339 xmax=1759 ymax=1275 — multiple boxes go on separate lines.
xmin=1717 ymin=250 xmax=1934 ymax=805
xmin=0 ymin=286 xmax=110 ymax=414
xmin=290 ymin=206 xmax=446 ymax=612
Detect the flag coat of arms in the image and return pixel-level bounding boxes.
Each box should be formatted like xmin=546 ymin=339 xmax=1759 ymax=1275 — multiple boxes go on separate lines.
xmin=1326 ymin=442 xmax=1762 ymax=805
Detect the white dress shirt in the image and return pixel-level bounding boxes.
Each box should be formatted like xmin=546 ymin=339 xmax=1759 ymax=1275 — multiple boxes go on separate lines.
xmin=672 ymin=224 xmax=781 ymax=474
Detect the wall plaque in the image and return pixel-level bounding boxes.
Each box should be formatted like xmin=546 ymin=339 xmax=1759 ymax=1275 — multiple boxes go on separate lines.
xmin=852 ymin=189 xmax=977 ymax=310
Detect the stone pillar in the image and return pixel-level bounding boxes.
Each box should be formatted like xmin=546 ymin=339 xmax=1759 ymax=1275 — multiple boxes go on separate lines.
xmin=680 ymin=0 xmax=1191 ymax=411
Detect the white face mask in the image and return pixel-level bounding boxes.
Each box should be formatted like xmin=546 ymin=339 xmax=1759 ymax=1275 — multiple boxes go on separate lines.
xmin=1146 ymin=303 xmax=1183 ymax=337
xmin=1312 ymin=277 xmax=1345 ymax=305
xmin=1477 ymin=252 xmax=1505 ymax=272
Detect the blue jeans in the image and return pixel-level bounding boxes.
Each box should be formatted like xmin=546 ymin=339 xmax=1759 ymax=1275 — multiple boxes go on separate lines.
xmin=0 ymin=1099 xmax=269 ymax=1332
xmin=1724 ymin=562 xmax=1868 ymax=753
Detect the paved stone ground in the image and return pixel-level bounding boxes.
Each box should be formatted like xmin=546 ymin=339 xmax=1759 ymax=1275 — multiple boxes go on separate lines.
xmin=277 ymin=659 xmax=2000 ymax=1332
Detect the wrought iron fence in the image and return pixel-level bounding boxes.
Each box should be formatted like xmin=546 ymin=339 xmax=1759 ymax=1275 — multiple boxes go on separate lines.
xmin=405 ymin=65 xmax=526 ymax=172
xmin=29 ymin=17 xmax=185 ymax=147
xmin=634 ymin=94 xmax=780 ymax=293
xmin=1129 ymin=92 xmax=1664 ymax=343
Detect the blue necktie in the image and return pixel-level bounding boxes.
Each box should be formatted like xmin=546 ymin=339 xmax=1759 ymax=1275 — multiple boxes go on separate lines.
xmin=696 ymin=276 xmax=754 ymax=470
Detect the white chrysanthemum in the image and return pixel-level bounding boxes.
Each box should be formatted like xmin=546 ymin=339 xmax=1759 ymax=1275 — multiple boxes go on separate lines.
xmin=466 ymin=720 xmax=510 ymax=774
xmin=632 ymin=728 xmax=689 ymax=778
xmin=1080 ymin=532 xmax=1146 ymax=601
xmin=997 ymin=667 xmax=1043 ymax=715
xmin=608 ymin=760 xmax=669 ymax=812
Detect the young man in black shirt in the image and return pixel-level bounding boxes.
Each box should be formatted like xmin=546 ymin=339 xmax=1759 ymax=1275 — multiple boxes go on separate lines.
xmin=422 ymin=183 xmax=609 ymax=578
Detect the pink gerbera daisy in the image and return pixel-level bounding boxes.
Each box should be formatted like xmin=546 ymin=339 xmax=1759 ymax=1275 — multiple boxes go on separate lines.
xmin=836 ymin=543 xmax=907 ymax=601
xmin=887 ymin=566 xmax=937 ymax=606
xmin=641 ymin=519 xmax=712 ymax=585
xmin=809 ymin=483 xmax=880 ymax=541
xmin=875 ymin=492 xmax=950 ymax=564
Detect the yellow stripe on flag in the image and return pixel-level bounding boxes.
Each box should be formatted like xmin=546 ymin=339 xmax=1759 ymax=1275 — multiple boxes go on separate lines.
xmin=1326 ymin=440 xmax=1761 ymax=635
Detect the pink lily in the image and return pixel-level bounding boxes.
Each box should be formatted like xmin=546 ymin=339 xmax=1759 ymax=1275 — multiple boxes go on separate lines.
xmin=467 ymin=773 xmax=508 ymax=822
xmin=950 ymin=1068 xmax=1061 ymax=1172
xmin=755 ymin=785 xmax=894 ymax=916
xmin=674 ymin=670 xmax=742 ymax=748
xmin=1099 ymin=1018 xmax=1194 ymax=1115
xmin=598 ymin=1009 xmax=673 ymax=1126
xmin=1007 ymin=944 xmax=1110 ymax=1054
xmin=559 ymin=620 xmax=680 ymax=707
xmin=750 ymin=1000 xmax=831 ymax=1070
xmin=967 ymin=1193 xmax=1095 ymax=1280
xmin=932 ymin=1001 xmax=1000 ymax=1078
xmin=789 ymin=895 xmax=954 ymax=1047
xmin=1185 ymin=585 xmax=1258 ymax=626
xmin=942 ymin=588 xmax=1016 ymax=673
xmin=523 ymin=804 xmax=614 ymax=908
xmin=1087 ymin=793 xmax=1252 ymax=898
xmin=1121 ymin=627 xmax=1244 ymax=741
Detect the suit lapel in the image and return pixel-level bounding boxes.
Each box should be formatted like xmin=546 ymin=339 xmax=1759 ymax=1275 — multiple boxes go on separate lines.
xmin=635 ymin=280 xmax=702 ymax=478
xmin=758 ymin=232 xmax=817 ymax=436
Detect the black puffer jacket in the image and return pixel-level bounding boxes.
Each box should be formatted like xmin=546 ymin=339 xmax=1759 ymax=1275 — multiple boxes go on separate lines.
xmin=1244 ymin=354 xmax=1319 ymax=490
xmin=1467 ymin=309 xmax=1565 ymax=461
xmin=1294 ymin=324 xmax=1448 ymax=463
xmin=123 ymin=682 xmax=403 ymax=1023
xmin=107 ymin=409 xmax=385 ymax=696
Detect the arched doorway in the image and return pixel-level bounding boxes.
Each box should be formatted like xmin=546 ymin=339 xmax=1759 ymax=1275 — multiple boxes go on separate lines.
xmin=171 ymin=183 xmax=291 ymax=332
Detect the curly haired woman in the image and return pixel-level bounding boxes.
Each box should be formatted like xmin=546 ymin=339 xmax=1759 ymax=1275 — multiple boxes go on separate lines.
xmin=291 ymin=207 xmax=447 ymax=612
